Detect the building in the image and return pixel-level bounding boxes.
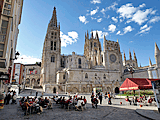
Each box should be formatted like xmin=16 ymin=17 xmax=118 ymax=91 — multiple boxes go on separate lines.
xmin=0 ymin=0 xmax=23 ymax=91
xmin=41 ymin=7 xmax=160 ymax=94
xmin=25 ymin=64 xmax=41 ymax=88
xmin=12 ymin=63 xmax=25 ymax=89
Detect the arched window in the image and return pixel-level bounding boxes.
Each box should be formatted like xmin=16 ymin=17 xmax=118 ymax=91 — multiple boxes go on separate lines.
xmin=51 ymin=32 xmax=54 ymax=35
xmin=95 ymin=73 xmax=97 ymax=76
xmin=95 ymin=50 xmax=97 ymax=54
xmin=85 ymin=73 xmax=88 ymax=78
xmin=102 ymin=56 xmax=103 ymax=63
xmin=133 ymin=63 xmax=135 ymax=66
xmin=51 ymin=41 xmax=53 ymax=50
xmin=103 ymin=74 xmax=106 ymax=79
xmin=78 ymin=58 xmax=81 ymax=64
xmin=51 ymin=55 xmax=55 ymax=62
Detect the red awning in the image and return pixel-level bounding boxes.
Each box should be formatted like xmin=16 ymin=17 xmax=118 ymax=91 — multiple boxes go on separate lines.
xmin=120 ymin=78 xmax=159 ymax=91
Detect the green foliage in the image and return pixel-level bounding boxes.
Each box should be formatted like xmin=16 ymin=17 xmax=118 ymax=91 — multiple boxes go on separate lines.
xmin=121 ymin=90 xmax=154 ymax=96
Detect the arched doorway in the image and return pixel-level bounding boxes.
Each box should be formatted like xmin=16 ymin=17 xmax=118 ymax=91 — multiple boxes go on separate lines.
xmin=115 ymin=87 xmax=119 ymax=93
xmin=53 ymin=87 xmax=56 ymax=93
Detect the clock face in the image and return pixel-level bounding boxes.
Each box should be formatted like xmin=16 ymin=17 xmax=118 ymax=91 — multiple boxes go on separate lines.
xmin=110 ymin=54 xmax=117 ymax=62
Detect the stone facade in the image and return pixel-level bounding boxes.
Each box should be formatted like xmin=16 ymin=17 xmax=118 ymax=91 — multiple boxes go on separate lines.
xmin=40 ymin=7 xmax=160 ymax=94
xmin=25 ymin=64 xmax=41 ymax=88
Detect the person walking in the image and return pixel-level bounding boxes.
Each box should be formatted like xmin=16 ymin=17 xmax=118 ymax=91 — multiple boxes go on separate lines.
xmin=108 ymin=92 xmax=112 ymax=105
xmin=36 ymin=91 xmax=38 ymax=97
xmin=99 ymin=93 xmax=102 ymax=104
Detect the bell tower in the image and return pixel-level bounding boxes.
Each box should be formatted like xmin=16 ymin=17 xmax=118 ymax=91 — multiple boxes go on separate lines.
xmin=41 ymin=7 xmax=61 ymax=85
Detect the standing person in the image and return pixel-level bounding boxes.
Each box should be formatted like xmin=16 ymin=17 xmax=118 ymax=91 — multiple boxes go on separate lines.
xmin=108 ymin=92 xmax=111 ymax=105
xmin=6 ymin=91 xmax=11 ymax=105
xmin=105 ymin=92 xmax=107 ymax=99
xmin=91 ymin=93 xmax=94 ymax=108
xmin=99 ymin=93 xmax=102 ymax=104
xmin=36 ymin=91 xmax=38 ymax=97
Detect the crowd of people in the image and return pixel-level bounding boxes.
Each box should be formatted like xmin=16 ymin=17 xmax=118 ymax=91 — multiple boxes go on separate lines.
xmin=3 ymin=90 xmax=17 ymax=105
xmin=19 ymin=96 xmax=52 ymax=115
xmin=125 ymin=94 xmax=156 ymax=105
xmin=53 ymin=94 xmax=87 ymax=111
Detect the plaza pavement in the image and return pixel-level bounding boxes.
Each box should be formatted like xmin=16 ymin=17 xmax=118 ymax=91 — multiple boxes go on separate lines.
xmin=0 ymin=88 xmax=159 ymax=120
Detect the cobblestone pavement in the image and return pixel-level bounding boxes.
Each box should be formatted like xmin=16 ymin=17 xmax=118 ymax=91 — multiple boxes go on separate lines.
xmin=0 ymin=99 xmax=149 ymax=120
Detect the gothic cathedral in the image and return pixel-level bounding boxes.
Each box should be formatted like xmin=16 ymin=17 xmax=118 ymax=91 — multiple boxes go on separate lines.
xmin=41 ymin=7 xmax=160 ymax=94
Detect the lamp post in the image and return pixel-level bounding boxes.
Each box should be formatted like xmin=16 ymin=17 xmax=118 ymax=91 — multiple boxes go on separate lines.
xmin=128 ymin=65 xmax=135 ymax=78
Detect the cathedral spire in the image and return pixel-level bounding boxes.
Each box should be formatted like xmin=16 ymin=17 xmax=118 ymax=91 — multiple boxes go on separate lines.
xmin=49 ymin=7 xmax=57 ymax=27
xmin=87 ymin=30 xmax=89 ymax=38
xmin=124 ymin=50 xmax=126 ymax=61
xmin=129 ymin=49 xmax=132 ymax=60
xmin=91 ymin=30 xmax=93 ymax=39
xmin=149 ymin=57 xmax=152 ymax=67
xmin=155 ymin=42 xmax=159 ymax=55
xmin=133 ymin=50 xmax=137 ymax=61
xmin=117 ymin=39 xmax=119 ymax=42
xmin=96 ymin=31 xmax=99 ymax=40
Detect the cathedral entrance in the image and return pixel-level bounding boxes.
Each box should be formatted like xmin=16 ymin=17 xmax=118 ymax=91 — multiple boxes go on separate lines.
xmin=115 ymin=87 xmax=119 ymax=93
xmin=53 ymin=87 xmax=56 ymax=93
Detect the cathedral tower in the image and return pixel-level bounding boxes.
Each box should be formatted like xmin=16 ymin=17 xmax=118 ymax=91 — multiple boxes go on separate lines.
xmin=84 ymin=31 xmax=102 ymax=68
xmin=41 ymin=7 xmax=61 ymax=85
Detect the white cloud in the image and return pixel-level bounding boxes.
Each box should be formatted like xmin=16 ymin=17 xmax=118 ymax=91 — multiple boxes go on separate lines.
xmin=123 ymin=26 xmax=134 ymax=34
xmin=90 ymin=0 xmax=101 ymax=4
xmin=129 ymin=41 xmax=133 ymax=43
xmin=97 ymin=18 xmax=102 ymax=22
xmin=14 ymin=55 xmax=41 ymax=64
xmin=68 ymin=31 xmax=78 ymax=39
xmin=111 ymin=17 xmax=118 ymax=23
xmin=120 ymin=19 xmax=123 ymax=22
xmin=91 ymin=17 xmax=97 ymax=20
xmin=117 ymin=3 xmax=157 ymax=25
xmin=101 ymin=8 xmax=106 ymax=15
xmin=149 ymin=16 xmax=160 ymax=23
xmin=131 ymin=9 xmax=152 ymax=25
xmin=60 ymin=31 xmax=78 ymax=47
xmin=90 ymin=7 xmax=99 ymax=16
xmin=107 ymin=15 xmax=110 ymax=19
xmin=139 ymin=3 xmax=146 ymax=8
xmin=137 ymin=26 xmax=152 ymax=35
xmin=107 ymin=2 xmax=118 ymax=10
xmin=79 ymin=16 xmax=89 ymax=24
xmin=140 ymin=24 xmax=148 ymax=30
xmin=91 ymin=30 xmax=109 ymax=39
xmin=116 ymin=31 xmax=121 ymax=35
xmin=117 ymin=3 xmax=137 ymax=19
xmin=108 ymin=24 xmax=116 ymax=33
xmin=151 ymin=10 xmax=156 ymax=15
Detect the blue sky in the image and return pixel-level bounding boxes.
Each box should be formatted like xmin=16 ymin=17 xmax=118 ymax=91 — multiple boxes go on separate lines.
xmin=15 ymin=0 xmax=160 ymax=66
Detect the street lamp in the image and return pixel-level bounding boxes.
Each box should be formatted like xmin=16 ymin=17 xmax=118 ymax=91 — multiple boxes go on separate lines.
xmin=128 ymin=65 xmax=135 ymax=78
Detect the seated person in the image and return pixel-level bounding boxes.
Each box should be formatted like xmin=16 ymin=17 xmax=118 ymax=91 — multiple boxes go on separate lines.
xmin=56 ymin=97 xmax=62 ymax=104
xmin=147 ymin=96 xmax=153 ymax=103
xmin=44 ymin=97 xmax=49 ymax=103
xmin=83 ymin=96 xmax=87 ymax=104
xmin=72 ymin=96 xmax=77 ymax=105
xmin=75 ymin=99 xmax=84 ymax=110
xmin=125 ymin=96 xmax=131 ymax=105
xmin=139 ymin=95 xmax=143 ymax=102
xmin=54 ymin=96 xmax=59 ymax=102
xmin=65 ymin=97 xmax=72 ymax=108
xmin=24 ymin=100 xmax=32 ymax=114
xmin=61 ymin=97 xmax=66 ymax=107
xmin=21 ymin=97 xmax=25 ymax=103
xmin=143 ymin=94 xmax=146 ymax=100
